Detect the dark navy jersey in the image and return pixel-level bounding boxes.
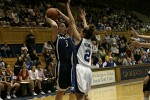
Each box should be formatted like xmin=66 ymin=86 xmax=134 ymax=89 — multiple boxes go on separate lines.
xmin=5 ymin=71 xmax=12 ymax=83
xmin=53 ymin=34 xmax=74 ymax=63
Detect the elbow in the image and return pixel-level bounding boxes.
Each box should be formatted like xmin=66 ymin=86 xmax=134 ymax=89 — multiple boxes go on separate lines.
xmin=70 ymin=18 xmax=75 ymax=24
xmin=52 ymin=24 xmax=58 ymax=28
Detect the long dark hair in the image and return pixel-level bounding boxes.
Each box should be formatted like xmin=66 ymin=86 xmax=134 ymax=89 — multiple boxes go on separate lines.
xmin=83 ymin=26 xmax=94 ymax=39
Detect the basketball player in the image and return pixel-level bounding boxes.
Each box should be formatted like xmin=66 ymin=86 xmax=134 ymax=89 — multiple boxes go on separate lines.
xmin=0 ymin=66 xmax=12 ymax=100
xmin=67 ymin=0 xmax=94 ymax=99
xmin=131 ymin=27 xmax=150 ymax=100
xmin=0 ymin=67 xmax=4 ymax=100
xmin=45 ymin=9 xmax=75 ymax=100
xmin=5 ymin=65 xmax=20 ymax=98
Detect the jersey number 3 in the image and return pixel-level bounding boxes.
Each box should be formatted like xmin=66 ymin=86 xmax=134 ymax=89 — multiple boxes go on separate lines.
xmin=84 ymin=49 xmax=91 ymax=62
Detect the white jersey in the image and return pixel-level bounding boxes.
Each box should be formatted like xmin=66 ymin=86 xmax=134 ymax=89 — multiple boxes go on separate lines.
xmin=74 ymin=38 xmax=92 ymax=67
xmin=72 ymin=38 xmax=93 ymax=94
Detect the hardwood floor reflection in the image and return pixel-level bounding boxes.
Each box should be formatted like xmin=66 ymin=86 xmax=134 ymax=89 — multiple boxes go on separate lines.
xmin=34 ymin=81 xmax=144 ymax=100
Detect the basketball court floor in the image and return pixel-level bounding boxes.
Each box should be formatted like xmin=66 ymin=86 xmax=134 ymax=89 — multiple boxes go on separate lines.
xmin=33 ymin=80 xmax=145 ymax=100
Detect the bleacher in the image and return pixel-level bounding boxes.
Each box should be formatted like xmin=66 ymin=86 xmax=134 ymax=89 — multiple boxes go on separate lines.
xmin=2 ymin=54 xmax=46 ymax=71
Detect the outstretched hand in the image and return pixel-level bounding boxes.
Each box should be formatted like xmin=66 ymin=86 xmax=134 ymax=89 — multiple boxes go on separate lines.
xmin=68 ymin=0 xmax=71 ymax=4
xmin=131 ymin=27 xmax=140 ymax=37
xmin=55 ymin=8 xmax=61 ymax=16
xmin=79 ymin=8 xmax=86 ymax=20
xmin=130 ymin=41 xmax=141 ymax=47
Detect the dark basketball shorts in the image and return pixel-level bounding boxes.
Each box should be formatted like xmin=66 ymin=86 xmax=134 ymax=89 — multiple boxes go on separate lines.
xmin=143 ymin=79 xmax=150 ymax=92
xmin=56 ymin=63 xmax=72 ymax=91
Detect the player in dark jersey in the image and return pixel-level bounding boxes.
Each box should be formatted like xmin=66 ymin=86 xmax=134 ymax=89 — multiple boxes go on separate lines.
xmin=45 ymin=10 xmax=75 ymax=100
xmin=0 ymin=65 xmax=12 ymax=100
xmin=0 ymin=67 xmax=4 ymax=100
xmin=67 ymin=0 xmax=94 ymax=99
xmin=5 ymin=65 xmax=20 ymax=98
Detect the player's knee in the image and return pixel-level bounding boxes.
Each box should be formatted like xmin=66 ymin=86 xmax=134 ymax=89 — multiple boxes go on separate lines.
xmin=75 ymin=93 xmax=84 ymax=100
xmin=0 ymin=83 xmax=4 ymax=89
xmin=144 ymin=91 xmax=150 ymax=98
xmin=57 ymin=90 xmax=65 ymax=95
xmin=15 ymin=83 xmax=20 ymax=87
xmin=7 ymin=82 xmax=11 ymax=87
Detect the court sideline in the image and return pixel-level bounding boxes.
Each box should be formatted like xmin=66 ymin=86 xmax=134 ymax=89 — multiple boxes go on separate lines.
xmin=33 ymin=80 xmax=145 ymax=100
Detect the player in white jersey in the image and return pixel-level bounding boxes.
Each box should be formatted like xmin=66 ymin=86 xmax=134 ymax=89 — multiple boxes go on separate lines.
xmin=67 ymin=0 xmax=94 ymax=99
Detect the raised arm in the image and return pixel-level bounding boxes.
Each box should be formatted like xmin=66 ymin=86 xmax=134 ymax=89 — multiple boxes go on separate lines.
xmin=45 ymin=15 xmax=58 ymax=42
xmin=67 ymin=0 xmax=81 ymax=42
xmin=79 ymin=8 xmax=89 ymax=28
xmin=57 ymin=9 xmax=70 ymax=24
xmin=131 ymin=41 xmax=150 ymax=48
xmin=131 ymin=27 xmax=150 ymax=40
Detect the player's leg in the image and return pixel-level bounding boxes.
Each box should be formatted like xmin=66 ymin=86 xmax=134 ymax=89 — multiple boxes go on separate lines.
xmin=73 ymin=65 xmax=92 ymax=100
xmin=55 ymin=90 xmax=65 ymax=100
xmin=75 ymin=93 xmax=84 ymax=100
xmin=143 ymin=76 xmax=150 ymax=100
xmin=0 ymin=83 xmax=4 ymax=100
xmin=11 ymin=83 xmax=20 ymax=98
xmin=55 ymin=64 xmax=66 ymax=100
xmin=84 ymin=94 xmax=91 ymax=100
xmin=36 ymin=79 xmax=45 ymax=94
xmin=30 ymin=80 xmax=37 ymax=95
xmin=4 ymin=82 xmax=12 ymax=99
xmin=69 ymin=92 xmax=76 ymax=100
xmin=144 ymin=91 xmax=150 ymax=100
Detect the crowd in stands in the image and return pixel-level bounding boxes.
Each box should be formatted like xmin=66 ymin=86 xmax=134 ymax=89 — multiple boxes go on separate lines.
xmin=0 ymin=0 xmax=54 ymax=27
xmin=0 ymin=0 xmax=149 ymax=32
xmin=76 ymin=6 xmax=150 ymax=32
xmin=91 ymin=33 xmax=150 ymax=68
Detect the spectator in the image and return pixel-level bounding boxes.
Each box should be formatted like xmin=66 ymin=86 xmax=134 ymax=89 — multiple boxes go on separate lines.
xmin=14 ymin=56 xmax=23 ymax=76
xmin=0 ymin=57 xmax=6 ymax=68
xmin=1 ymin=43 xmax=13 ymax=57
xmin=11 ymin=10 xmax=20 ymax=26
xmin=119 ymin=40 xmax=126 ymax=56
xmin=103 ymin=57 xmax=117 ymax=68
xmin=111 ymin=44 xmax=119 ymax=56
xmin=44 ymin=64 xmax=55 ymax=93
xmin=24 ymin=55 xmax=32 ymax=70
xmin=105 ymin=51 xmax=112 ymax=61
xmin=30 ymin=50 xmax=39 ymax=66
xmin=133 ymin=50 xmax=141 ymax=64
xmin=116 ymin=57 xmax=123 ymax=66
xmin=17 ymin=62 xmax=32 ymax=96
xmin=29 ymin=66 xmax=45 ymax=95
xmin=21 ymin=43 xmax=28 ymax=58
xmin=96 ymin=58 xmax=103 ymax=68
xmin=42 ymin=41 xmax=54 ymax=54
xmin=37 ymin=63 xmax=45 ymax=81
xmin=99 ymin=47 xmax=107 ymax=62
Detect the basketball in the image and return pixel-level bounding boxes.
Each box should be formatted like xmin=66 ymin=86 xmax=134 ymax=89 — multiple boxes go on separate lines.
xmin=46 ymin=8 xmax=59 ymax=21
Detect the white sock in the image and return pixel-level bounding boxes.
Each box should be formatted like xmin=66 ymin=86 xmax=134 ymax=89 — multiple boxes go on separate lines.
xmin=144 ymin=97 xmax=149 ymax=100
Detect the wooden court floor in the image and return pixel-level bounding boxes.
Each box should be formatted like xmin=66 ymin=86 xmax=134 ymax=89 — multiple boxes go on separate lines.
xmin=33 ymin=81 xmax=145 ymax=100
